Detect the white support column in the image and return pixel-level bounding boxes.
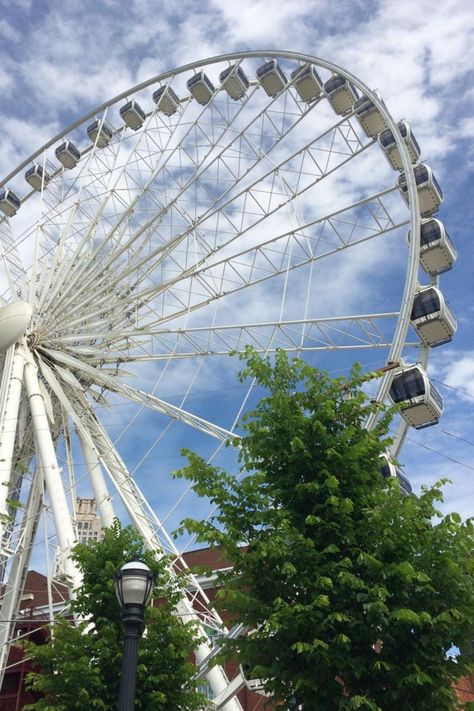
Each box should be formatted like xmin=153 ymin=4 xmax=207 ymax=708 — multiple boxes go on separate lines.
xmin=0 ymin=345 xmax=26 ymax=536
xmin=22 ymin=348 xmax=81 ymax=590
xmin=0 ymin=466 xmax=43 ymax=689
xmin=78 ymin=433 xmax=115 ymax=527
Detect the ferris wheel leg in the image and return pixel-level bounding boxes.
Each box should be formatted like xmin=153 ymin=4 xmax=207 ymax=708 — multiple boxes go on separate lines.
xmin=0 ymin=467 xmax=43 ymax=688
xmin=78 ymin=433 xmax=115 ymax=527
xmin=173 ymin=597 xmax=244 ymax=710
xmin=0 ymin=345 xmax=26 ymax=535
xmin=22 ymin=348 xmax=81 ymax=591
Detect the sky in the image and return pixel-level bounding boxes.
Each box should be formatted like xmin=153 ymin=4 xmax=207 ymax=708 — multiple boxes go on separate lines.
xmin=0 ymin=0 xmax=473 ymax=559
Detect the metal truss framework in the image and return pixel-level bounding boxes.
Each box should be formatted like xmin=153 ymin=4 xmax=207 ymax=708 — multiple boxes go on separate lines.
xmin=0 ymin=51 xmax=424 ymax=707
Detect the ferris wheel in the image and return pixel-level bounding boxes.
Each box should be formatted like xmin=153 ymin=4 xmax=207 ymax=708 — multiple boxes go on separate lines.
xmin=0 ymin=50 xmax=456 ymax=706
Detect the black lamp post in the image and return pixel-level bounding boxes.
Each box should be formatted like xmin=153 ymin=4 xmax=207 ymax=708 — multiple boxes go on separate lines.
xmin=115 ymin=560 xmax=155 ymax=711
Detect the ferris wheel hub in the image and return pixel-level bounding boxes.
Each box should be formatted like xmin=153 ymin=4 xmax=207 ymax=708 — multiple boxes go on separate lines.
xmin=0 ymin=301 xmax=32 ymax=352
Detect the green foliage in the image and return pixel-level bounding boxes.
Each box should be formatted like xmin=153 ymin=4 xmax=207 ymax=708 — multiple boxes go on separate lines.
xmin=175 ymin=348 xmax=474 ymax=710
xmin=24 ymin=522 xmax=205 ymax=711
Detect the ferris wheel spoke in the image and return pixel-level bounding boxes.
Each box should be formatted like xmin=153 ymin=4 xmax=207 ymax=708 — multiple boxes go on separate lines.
xmin=39 ymin=346 xmax=234 ymax=442
xmin=115 ymin=190 xmax=405 ymax=333
xmin=120 ymin=313 xmax=412 ymax=360
xmin=37 ymin=184 xmax=405 ymax=350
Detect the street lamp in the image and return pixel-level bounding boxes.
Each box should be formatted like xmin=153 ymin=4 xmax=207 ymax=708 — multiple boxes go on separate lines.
xmin=115 ymin=560 xmax=155 ymax=711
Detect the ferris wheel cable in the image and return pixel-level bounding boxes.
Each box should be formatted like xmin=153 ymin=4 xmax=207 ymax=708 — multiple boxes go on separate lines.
xmin=162 ymin=218 xmax=301 ymax=530
xmin=28 ymin=152 xmax=51 ymax=307
xmin=127 ymin=289 xmax=221 ymax=477
xmin=170 ymin=198 xmax=302 ymax=547
xmin=37 ymin=125 xmax=135 ymax=312
xmin=105 ymin=298 xmax=200 ymax=455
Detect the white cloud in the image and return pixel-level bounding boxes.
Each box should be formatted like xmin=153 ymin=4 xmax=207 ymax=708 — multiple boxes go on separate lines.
xmin=438 ymin=352 xmax=474 ymax=400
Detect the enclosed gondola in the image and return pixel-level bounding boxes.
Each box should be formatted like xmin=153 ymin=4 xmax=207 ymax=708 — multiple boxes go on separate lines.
xmin=389 ymin=365 xmax=443 ymax=429
xmin=398 ymin=163 xmax=443 ymax=217
xmin=354 ymin=94 xmax=389 ymax=137
xmin=25 ymin=164 xmax=51 ymax=192
xmin=256 ymin=59 xmax=287 ymax=97
xmin=120 ymin=100 xmax=146 ymax=130
xmin=219 ymin=64 xmax=249 ymax=100
xmin=379 ymin=454 xmax=413 ymax=494
xmin=87 ymin=120 xmax=113 ymax=148
xmin=407 ymin=218 xmax=456 ymax=276
xmin=410 ymin=285 xmax=456 ymax=347
xmin=55 ymin=141 xmax=81 ymax=170
xmin=0 ymin=188 xmax=21 ymax=217
xmin=291 ymin=63 xmax=323 ymax=103
xmin=239 ymin=665 xmax=266 ymax=695
xmin=378 ymin=121 xmax=420 ymax=170
xmin=186 ymin=72 xmax=215 ymax=105
xmin=324 ymin=74 xmax=358 ymax=115
xmin=153 ymin=85 xmax=180 ymax=115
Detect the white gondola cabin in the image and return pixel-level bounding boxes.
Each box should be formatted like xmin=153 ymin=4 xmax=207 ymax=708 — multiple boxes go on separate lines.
xmin=379 ymin=454 xmax=413 ymax=494
xmin=120 ymin=100 xmax=146 ymax=130
xmin=87 ymin=120 xmax=113 ymax=148
xmin=411 ymin=285 xmax=456 ymax=347
xmin=187 ymin=72 xmax=215 ymax=105
xmin=55 ymin=141 xmax=81 ymax=169
xmin=408 ymin=218 xmax=457 ymax=276
xmin=239 ymin=665 xmax=266 ymax=695
xmin=219 ymin=65 xmax=249 ymax=100
xmin=354 ymin=94 xmax=389 ymax=137
xmin=291 ymin=64 xmax=323 ymax=103
xmin=0 ymin=188 xmax=21 ymax=217
xmin=378 ymin=121 xmax=420 ymax=170
xmin=25 ymin=164 xmax=51 ymax=192
xmin=324 ymin=74 xmax=358 ymax=115
xmin=256 ymin=59 xmax=287 ymax=97
xmin=389 ymin=365 xmax=443 ymax=429
xmin=398 ymin=163 xmax=443 ymax=217
xmin=153 ymin=85 xmax=180 ymax=116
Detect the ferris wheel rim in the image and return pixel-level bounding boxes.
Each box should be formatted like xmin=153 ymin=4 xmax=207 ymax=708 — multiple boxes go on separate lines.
xmin=0 ymin=49 xmax=422 ymax=357
xmin=0 ymin=49 xmax=422 ymax=444
xmin=0 ymin=49 xmax=424 ymax=485
xmin=0 ymin=49 xmax=432 ymax=704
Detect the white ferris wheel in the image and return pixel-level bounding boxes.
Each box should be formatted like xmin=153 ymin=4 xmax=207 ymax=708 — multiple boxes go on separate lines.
xmin=0 ymin=50 xmax=456 ymax=706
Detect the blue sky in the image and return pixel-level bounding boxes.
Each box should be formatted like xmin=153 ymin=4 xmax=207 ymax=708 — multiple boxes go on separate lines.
xmin=1 ymin=0 xmax=473 ymax=551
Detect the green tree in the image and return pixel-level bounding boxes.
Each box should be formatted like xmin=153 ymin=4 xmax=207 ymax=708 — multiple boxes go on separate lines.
xmin=176 ymin=348 xmax=474 ymax=711
xmin=24 ymin=521 xmax=206 ymax=710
